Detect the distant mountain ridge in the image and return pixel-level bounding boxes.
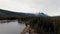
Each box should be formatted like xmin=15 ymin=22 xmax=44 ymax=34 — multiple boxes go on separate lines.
xmin=37 ymin=13 xmax=48 ymax=17
xmin=0 ymin=9 xmax=48 ymax=17
xmin=0 ymin=9 xmax=36 ymax=17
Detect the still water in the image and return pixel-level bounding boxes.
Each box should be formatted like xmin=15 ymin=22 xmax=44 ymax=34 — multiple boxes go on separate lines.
xmin=0 ymin=20 xmax=25 ymax=34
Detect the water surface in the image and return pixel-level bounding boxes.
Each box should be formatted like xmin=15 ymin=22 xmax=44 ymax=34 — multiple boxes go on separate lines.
xmin=0 ymin=21 xmax=25 ymax=34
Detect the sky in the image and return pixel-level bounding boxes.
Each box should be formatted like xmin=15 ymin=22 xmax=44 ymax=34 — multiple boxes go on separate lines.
xmin=0 ymin=0 xmax=60 ymax=16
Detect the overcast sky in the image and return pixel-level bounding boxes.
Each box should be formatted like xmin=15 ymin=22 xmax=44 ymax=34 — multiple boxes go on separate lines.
xmin=0 ymin=0 xmax=60 ymax=16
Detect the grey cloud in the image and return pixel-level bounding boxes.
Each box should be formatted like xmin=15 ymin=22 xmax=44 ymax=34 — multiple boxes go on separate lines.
xmin=0 ymin=0 xmax=60 ymax=16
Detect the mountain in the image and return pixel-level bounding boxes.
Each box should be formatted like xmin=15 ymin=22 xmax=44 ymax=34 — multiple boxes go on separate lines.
xmin=36 ymin=13 xmax=48 ymax=17
xmin=0 ymin=9 xmax=36 ymax=17
xmin=0 ymin=9 xmax=49 ymax=17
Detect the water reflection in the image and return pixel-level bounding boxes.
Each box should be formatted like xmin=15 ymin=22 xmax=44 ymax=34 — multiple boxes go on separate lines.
xmin=0 ymin=20 xmax=25 ymax=34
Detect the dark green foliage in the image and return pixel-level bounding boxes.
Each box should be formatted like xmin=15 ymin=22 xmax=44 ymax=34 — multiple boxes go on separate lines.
xmin=27 ymin=17 xmax=60 ymax=34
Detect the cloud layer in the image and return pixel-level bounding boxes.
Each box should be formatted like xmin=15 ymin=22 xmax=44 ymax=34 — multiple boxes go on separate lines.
xmin=0 ymin=0 xmax=60 ymax=16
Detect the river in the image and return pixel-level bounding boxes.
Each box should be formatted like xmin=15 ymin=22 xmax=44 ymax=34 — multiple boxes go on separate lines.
xmin=0 ymin=20 xmax=26 ymax=34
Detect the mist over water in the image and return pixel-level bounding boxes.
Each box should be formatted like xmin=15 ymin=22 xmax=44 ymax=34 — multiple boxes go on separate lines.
xmin=0 ymin=20 xmax=25 ymax=34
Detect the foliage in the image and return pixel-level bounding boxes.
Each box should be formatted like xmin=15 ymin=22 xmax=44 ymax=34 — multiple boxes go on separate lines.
xmin=27 ymin=17 xmax=60 ymax=34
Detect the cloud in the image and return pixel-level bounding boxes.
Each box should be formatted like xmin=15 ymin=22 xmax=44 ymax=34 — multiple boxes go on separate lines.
xmin=0 ymin=0 xmax=60 ymax=16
